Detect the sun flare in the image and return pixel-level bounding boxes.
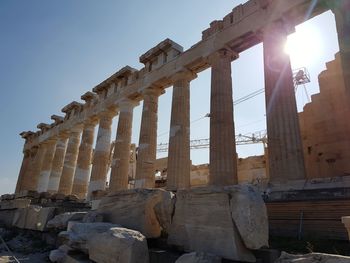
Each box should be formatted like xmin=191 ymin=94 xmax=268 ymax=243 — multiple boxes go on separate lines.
xmin=284 ymin=24 xmax=323 ymax=68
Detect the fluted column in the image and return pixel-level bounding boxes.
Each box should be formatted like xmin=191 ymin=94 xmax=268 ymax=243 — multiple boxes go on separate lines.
xmin=167 ymin=72 xmax=195 ymax=190
xmin=263 ymin=21 xmax=305 ymax=182
xmin=47 ymin=135 xmax=68 ymax=193
xmin=88 ymin=111 xmax=115 ymax=195
xmin=72 ymin=120 xmax=97 ymax=199
xmin=27 ymin=143 xmax=48 ymax=191
xmin=109 ymin=100 xmax=138 ymax=192
xmin=135 ymin=88 xmax=162 ymax=188
xmin=332 ymin=1 xmax=350 ymax=96
xmin=15 ymin=150 xmax=31 ymax=193
xmin=58 ymin=127 xmax=83 ymax=195
xmin=20 ymin=147 xmax=38 ymax=191
xmin=209 ymin=49 xmax=238 ymax=186
xmin=37 ymin=139 xmax=57 ymax=193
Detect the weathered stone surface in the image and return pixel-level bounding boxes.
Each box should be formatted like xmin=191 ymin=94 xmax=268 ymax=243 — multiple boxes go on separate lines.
xmin=82 ymin=211 xmax=103 ymax=223
xmin=98 ymin=188 xmax=174 ymax=238
xmin=59 ymin=222 xmax=120 ymax=253
xmin=275 ymin=252 xmax=350 ymax=263
xmin=168 ymin=186 xmax=267 ymax=262
xmin=227 ymin=184 xmax=268 ymax=249
xmin=0 ymin=199 xmax=30 ymax=210
xmin=12 ymin=206 xmax=56 ymax=231
xmin=88 ymin=227 xmax=149 ymax=263
xmin=0 ymin=210 xmax=16 ymax=227
xmin=175 ymin=252 xmax=221 ymax=263
xmin=47 ymin=212 xmax=87 ymax=230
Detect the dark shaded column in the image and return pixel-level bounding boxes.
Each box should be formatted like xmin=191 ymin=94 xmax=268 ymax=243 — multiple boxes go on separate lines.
xmin=263 ymin=21 xmax=306 ymax=182
xmin=209 ymin=49 xmax=238 ymax=186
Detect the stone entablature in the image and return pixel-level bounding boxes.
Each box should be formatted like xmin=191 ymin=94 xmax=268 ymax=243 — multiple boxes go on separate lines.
xmin=16 ymin=0 xmax=349 ymax=198
xmin=22 ymin=0 xmax=330 ymax=151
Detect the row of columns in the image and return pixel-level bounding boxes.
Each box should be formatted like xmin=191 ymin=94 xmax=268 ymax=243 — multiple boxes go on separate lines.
xmin=16 ymin=11 xmax=349 ymax=194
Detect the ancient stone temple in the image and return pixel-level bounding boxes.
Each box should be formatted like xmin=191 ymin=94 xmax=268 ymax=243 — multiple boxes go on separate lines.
xmin=6 ymin=0 xmax=350 ymax=262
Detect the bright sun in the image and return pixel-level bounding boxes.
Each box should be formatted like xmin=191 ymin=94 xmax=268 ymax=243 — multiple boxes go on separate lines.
xmin=284 ymin=24 xmax=323 ymax=68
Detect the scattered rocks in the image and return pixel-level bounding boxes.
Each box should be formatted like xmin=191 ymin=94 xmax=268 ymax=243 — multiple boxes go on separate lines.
xmin=88 ymin=227 xmax=149 ymax=263
xmin=175 ymin=252 xmax=221 ymax=263
xmin=98 ymin=188 xmax=174 ymax=238
xmin=275 ymin=252 xmax=350 ymax=263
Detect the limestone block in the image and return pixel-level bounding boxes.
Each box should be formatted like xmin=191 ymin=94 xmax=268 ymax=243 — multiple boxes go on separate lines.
xmin=168 ymin=186 xmax=268 ymax=262
xmin=227 ymin=184 xmax=268 ymax=249
xmin=12 ymin=208 xmax=27 ymax=228
xmin=25 ymin=206 xmax=56 ymax=231
xmin=175 ymin=252 xmax=221 ymax=263
xmin=13 ymin=206 xmax=56 ymax=231
xmin=0 ymin=198 xmax=31 ymax=210
xmin=88 ymin=227 xmax=149 ymax=263
xmin=275 ymin=252 xmax=350 ymax=263
xmin=59 ymin=222 xmax=120 ymax=253
xmin=98 ymin=188 xmax=174 ymax=238
xmin=47 ymin=212 xmax=87 ymax=230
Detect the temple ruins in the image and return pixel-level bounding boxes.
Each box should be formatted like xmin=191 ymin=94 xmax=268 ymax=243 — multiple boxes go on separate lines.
xmin=1 ymin=0 xmax=350 ymax=262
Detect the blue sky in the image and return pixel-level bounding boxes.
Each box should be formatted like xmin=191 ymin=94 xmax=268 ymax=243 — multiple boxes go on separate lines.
xmin=0 ymin=1 xmax=340 ymax=195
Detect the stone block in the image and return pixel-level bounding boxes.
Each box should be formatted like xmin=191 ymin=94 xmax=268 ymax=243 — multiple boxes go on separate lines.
xmin=98 ymin=188 xmax=174 ymax=238
xmin=13 ymin=205 xmax=56 ymax=231
xmin=88 ymin=227 xmax=149 ymax=263
xmin=15 ymin=190 xmax=39 ymax=199
xmin=0 ymin=198 xmax=31 ymax=210
xmin=175 ymin=252 xmax=221 ymax=263
xmin=47 ymin=212 xmax=87 ymax=230
xmin=0 ymin=210 xmax=16 ymax=227
xmin=90 ymin=199 xmax=101 ymax=210
xmin=227 ymin=184 xmax=269 ymax=249
xmin=12 ymin=208 xmax=27 ymax=228
xmin=59 ymin=222 xmax=120 ymax=253
xmin=168 ymin=185 xmax=268 ymax=262
xmin=275 ymin=252 xmax=350 ymax=263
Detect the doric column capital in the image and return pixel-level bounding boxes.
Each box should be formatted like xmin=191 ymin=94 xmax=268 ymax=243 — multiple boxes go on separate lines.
xmin=118 ymin=99 xmax=139 ymax=112
xmin=208 ymin=48 xmax=239 ymax=64
xmin=142 ymin=86 xmax=164 ymax=98
xmin=171 ymin=69 xmax=197 ymax=82
xmin=70 ymin=124 xmax=84 ymax=134
xmin=98 ymin=108 xmax=117 ymax=119
xmin=84 ymin=116 xmax=99 ymax=128
xmin=260 ymin=19 xmax=295 ymax=39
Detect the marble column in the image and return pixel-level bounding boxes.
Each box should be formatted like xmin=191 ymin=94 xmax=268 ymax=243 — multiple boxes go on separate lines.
xmin=37 ymin=139 xmax=57 ymax=193
xmin=72 ymin=120 xmax=96 ymax=199
xmin=20 ymin=147 xmax=38 ymax=191
xmin=209 ymin=49 xmax=238 ymax=186
xmin=88 ymin=111 xmax=115 ymax=195
xmin=58 ymin=127 xmax=82 ymax=195
xmin=135 ymin=88 xmax=162 ymax=188
xmin=167 ymin=72 xmax=195 ymax=190
xmin=109 ymin=100 xmax=137 ymax=192
xmin=47 ymin=135 xmax=68 ymax=192
xmin=263 ymin=21 xmax=305 ymax=182
xmin=27 ymin=143 xmax=48 ymax=191
xmin=15 ymin=150 xmax=31 ymax=193
xmin=332 ymin=1 xmax=350 ymax=96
